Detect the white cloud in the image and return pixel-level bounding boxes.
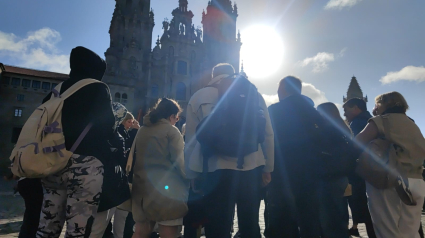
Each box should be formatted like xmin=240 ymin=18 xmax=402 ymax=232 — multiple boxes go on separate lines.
xmin=324 ymin=0 xmax=363 ymax=10
xmin=299 ymin=52 xmax=335 ymax=73
xmin=339 ymin=47 xmax=347 ymax=57
xmin=262 ymin=94 xmax=280 ymax=106
xmin=302 ymin=82 xmax=329 ymax=105
xmin=380 ymin=66 xmax=425 ymax=84
xmin=262 ymin=82 xmax=329 ymax=107
xmin=0 ymin=28 xmax=69 ymax=73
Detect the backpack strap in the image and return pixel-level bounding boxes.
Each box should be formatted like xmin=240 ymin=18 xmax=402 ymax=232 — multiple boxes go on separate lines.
xmin=52 ymin=79 xmax=107 ymax=100
xmin=55 ymin=79 xmax=107 ymax=153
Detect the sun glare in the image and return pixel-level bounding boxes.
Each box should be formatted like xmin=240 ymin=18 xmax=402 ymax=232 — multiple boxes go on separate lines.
xmin=240 ymin=25 xmax=284 ymax=78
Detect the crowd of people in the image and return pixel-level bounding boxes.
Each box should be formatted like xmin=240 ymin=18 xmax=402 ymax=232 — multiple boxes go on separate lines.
xmin=7 ymin=46 xmax=425 ymax=238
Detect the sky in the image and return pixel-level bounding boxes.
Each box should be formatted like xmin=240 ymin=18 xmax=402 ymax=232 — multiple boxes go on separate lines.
xmin=0 ymin=0 xmax=424 ymax=131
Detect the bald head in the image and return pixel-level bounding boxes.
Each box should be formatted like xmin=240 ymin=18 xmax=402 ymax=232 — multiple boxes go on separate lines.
xmin=278 ymin=76 xmax=302 ymax=101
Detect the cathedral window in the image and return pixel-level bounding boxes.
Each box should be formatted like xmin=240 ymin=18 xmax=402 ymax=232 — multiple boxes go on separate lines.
xmin=176 ymin=82 xmax=186 ymax=101
xmin=42 ymin=82 xmax=51 ymax=90
xmin=122 ymin=93 xmax=128 ymax=105
xmin=32 ymin=80 xmax=41 ymax=89
xmin=151 ymin=84 xmax=159 ymax=98
xmin=11 ymin=78 xmax=20 ymax=86
xmin=177 ymin=61 xmax=188 ymax=75
xmin=14 ymin=108 xmax=23 ymax=117
xmin=115 ymin=92 xmax=121 ymax=102
xmin=22 ymin=79 xmax=31 ymax=88
xmin=1 ymin=76 xmax=10 ymax=85
xmin=17 ymin=94 xmax=24 ymax=102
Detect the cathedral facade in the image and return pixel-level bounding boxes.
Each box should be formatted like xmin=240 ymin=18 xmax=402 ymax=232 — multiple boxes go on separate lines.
xmin=102 ymin=0 xmax=242 ymax=117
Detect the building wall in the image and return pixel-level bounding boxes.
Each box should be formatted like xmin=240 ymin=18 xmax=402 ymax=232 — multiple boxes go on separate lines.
xmin=0 ymin=73 xmax=64 ymax=164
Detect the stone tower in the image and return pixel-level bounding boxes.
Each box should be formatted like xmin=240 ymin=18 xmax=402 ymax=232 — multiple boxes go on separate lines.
xmin=147 ymin=0 xmax=204 ymax=111
xmin=103 ymin=0 xmax=154 ymax=114
xmin=343 ymin=76 xmax=368 ymax=103
xmin=202 ymin=0 xmax=242 ymax=79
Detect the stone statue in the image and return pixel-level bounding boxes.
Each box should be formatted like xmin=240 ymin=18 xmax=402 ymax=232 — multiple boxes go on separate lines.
xmin=180 ymin=23 xmax=185 ymax=35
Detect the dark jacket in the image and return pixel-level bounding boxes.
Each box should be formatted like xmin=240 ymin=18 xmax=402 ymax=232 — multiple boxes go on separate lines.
xmin=347 ymin=111 xmax=372 ymax=190
xmin=268 ymin=94 xmax=324 ymax=185
xmin=98 ymin=129 xmax=130 ymax=212
xmin=43 ymin=47 xmax=114 ymax=163
xmin=117 ymin=124 xmax=138 ymax=183
xmin=118 ymin=124 xmax=133 ymax=151
xmin=349 ymin=111 xmax=372 ymax=137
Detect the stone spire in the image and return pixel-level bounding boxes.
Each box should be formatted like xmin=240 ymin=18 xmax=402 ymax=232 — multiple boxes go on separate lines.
xmin=240 ymin=60 xmax=247 ymax=78
xmin=179 ymin=0 xmax=188 ymax=12
xmin=210 ymin=0 xmax=234 ymax=14
xmin=163 ymin=0 xmax=194 ymax=39
xmin=202 ymin=0 xmax=241 ymax=73
xmin=343 ymin=76 xmax=368 ymax=103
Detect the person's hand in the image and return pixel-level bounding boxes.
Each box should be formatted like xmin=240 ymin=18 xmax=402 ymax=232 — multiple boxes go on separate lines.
xmin=132 ymin=120 xmax=140 ymax=129
xmin=262 ymin=172 xmax=271 ymax=187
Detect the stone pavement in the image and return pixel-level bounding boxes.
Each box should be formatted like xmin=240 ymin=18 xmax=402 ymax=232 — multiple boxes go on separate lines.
xmin=0 ymin=179 xmax=423 ymax=238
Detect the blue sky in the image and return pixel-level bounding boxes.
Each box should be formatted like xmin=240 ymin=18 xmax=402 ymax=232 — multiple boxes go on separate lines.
xmin=1 ymin=0 xmax=424 ymax=131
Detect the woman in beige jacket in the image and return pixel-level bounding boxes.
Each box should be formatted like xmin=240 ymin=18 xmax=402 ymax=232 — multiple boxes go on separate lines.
xmin=356 ymin=91 xmax=425 ymax=238
xmin=132 ymin=98 xmax=189 ymax=238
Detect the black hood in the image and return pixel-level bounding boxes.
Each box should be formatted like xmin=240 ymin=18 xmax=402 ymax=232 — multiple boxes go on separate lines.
xmin=69 ymin=46 xmax=106 ymax=81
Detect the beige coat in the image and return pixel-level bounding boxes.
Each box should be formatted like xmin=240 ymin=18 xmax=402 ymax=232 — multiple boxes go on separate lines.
xmin=131 ymin=116 xmax=189 ymax=222
xmin=184 ymin=74 xmax=275 ymax=179
xmin=370 ymin=113 xmax=425 ymax=179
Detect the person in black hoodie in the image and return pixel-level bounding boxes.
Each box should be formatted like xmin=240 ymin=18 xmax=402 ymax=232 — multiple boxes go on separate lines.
xmin=36 ymin=46 xmax=115 ymax=238
xmin=267 ymin=76 xmax=323 ymax=238
xmin=343 ymin=98 xmax=376 ymax=238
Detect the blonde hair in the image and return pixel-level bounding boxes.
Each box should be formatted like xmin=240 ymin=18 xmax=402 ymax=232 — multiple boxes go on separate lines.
xmin=123 ymin=112 xmax=135 ymax=122
xmin=375 ymin=91 xmax=409 ymax=113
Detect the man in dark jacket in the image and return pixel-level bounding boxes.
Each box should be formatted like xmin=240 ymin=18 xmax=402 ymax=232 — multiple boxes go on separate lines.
xmin=37 ymin=46 xmax=115 ymax=238
xmin=343 ymin=98 xmax=376 ymax=238
xmin=267 ymin=76 xmax=323 ymax=238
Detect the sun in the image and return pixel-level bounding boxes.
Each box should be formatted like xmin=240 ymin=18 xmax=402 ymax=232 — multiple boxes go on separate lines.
xmin=240 ymin=25 xmax=284 ymax=78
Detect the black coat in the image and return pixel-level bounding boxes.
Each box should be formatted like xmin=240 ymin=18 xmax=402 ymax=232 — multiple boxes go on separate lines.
xmin=349 ymin=111 xmax=372 ymax=137
xmin=117 ymin=124 xmax=137 ymax=183
xmin=268 ymin=94 xmax=324 ymax=186
xmin=98 ymin=130 xmax=131 ymax=212
xmin=347 ymin=111 xmax=372 ymax=222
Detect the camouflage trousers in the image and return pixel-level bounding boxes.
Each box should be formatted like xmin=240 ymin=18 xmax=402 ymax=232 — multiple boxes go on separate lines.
xmin=36 ymin=154 xmax=104 ymax=238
